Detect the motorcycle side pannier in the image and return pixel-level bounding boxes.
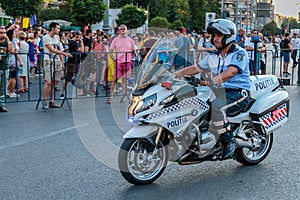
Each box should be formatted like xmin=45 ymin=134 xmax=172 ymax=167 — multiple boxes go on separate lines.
xmin=249 ymin=91 xmax=289 ymax=133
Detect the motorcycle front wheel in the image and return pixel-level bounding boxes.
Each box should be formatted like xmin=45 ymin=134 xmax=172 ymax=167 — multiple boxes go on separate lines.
xmin=118 ymin=138 xmax=168 ymax=185
xmin=235 ymin=132 xmax=273 ymax=165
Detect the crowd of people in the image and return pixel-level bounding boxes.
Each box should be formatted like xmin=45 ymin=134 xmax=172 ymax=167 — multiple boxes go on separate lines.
xmin=1 ymin=17 xmax=300 ymax=112
xmin=236 ymin=27 xmax=300 ymax=78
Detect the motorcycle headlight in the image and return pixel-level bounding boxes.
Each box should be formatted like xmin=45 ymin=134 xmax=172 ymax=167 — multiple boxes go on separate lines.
xmin=159 ymin=94 xmax=174 ymax=105
xmin=136 ymin=94 xmax=157 ymax=113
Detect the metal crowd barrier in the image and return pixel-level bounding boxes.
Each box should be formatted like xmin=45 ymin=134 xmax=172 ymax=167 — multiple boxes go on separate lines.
xmin=1 ymin=51 xmax=140 ymax=109
xmin=1 ymin=48 xmax=299 ymax=109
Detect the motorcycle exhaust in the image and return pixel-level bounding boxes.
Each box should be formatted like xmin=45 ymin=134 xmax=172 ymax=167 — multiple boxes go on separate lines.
xmin=236 ymin=139 xmax=253 ymax=149
xmin=177 ymin=151 xmax=203 ymax=165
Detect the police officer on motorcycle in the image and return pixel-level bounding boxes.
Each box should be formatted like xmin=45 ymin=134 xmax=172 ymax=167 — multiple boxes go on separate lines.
xmin=175 ymin=19 xmax=251 ymax=159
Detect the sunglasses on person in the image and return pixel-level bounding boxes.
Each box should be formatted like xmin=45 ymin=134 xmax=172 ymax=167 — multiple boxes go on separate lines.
xmin=119 ymin=28 xmax=126 ymax=31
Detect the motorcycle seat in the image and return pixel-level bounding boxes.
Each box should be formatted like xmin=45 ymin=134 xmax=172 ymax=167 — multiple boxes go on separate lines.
xmin=227 ymin=98 xmax=256 ymax=117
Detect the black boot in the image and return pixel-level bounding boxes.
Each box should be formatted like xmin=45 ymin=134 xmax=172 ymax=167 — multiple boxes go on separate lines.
xmin=219 ymin=131 xmax=236 ymax=159
xmin=0 ymin=106 xmax=8 ymax=112
xmin=222 ymin=140 xmax=237 ymax=159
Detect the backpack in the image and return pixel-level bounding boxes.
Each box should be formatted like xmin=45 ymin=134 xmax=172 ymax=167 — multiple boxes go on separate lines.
xmin=280 ymin=39 xmax=287 ymax=49
xmin=189 ymin=37 xmax=198 ymax=50
xmin=200 ymin=38 xmax=206 ymax=48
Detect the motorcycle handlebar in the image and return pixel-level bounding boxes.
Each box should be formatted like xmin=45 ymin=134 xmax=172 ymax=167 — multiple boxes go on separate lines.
xmin=183 ymin=76 xmax=201 ymax=87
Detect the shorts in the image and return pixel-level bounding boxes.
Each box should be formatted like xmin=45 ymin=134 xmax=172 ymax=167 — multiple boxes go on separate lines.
xmin=249 ymin=60 xmax=260 ymax=74
xmin=114 ymin=62 xmax=132 ymax=79
xmin=44 ymin=60 xmax=62 ymax=82
xmin=281 ymin=51 xmax=290 ymax=63
xmin=65 ymin=62 xmax=76 ymax=82
xmin=9 ymin=66 xmax=18 ymax=79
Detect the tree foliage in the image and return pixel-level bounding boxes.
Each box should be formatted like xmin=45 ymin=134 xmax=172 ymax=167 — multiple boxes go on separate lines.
xmin=166 ymin=0 xmax=190 ymax=26
xmin=187 ymin=0 xmax=207 ymax=33
xmin=0 ymin=0 xmax=42 ymax=18
xmin=205 ymin=0 xmax=222 ymax=16
xmin=261 ymin=21 xmax=281 ymax=37
xmin=110 ymin=0 xmax=222 ymax=33
xmin=38 ymin=9 xmax=72 ymax=25
xmin=70 ymin=0 xmax=106 ymax=27
xmin=169 ymin=20 xmax=183 ymax=30
xmin=116 ymin=4 xmax=147 ymax=30
xmin=280 ymin=18 xmax=300 ymax=34
xmin=149 ymin=17 xmax=169 ymax=28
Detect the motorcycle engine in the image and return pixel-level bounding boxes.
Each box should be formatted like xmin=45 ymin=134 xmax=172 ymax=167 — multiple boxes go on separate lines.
xmin=179 ymin=123 xmax=199 ymax=151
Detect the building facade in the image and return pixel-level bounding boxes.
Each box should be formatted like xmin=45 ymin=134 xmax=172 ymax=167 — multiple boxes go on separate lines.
xmin=222 ymin=0 xmax=274 ymax=33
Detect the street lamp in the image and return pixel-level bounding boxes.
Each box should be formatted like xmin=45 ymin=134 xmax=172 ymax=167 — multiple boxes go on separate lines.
xmin=221 ymin=0 xmax=224 ymax=18
xmin=103 ymin=0 xmax=110 ymax=33
xmin=236 ymin=0 xmax=239 ymax=27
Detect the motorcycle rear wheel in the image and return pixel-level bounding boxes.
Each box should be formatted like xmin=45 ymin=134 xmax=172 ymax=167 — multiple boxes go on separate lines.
xmin=118 ymin=138 xmax=168 ymax=185
xmin=235 ymin=132 xmax=273 ymax=165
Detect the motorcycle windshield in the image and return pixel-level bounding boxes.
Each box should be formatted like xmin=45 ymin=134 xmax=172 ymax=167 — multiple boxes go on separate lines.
xmin=135 ymin=36 xmax=185 ymax=89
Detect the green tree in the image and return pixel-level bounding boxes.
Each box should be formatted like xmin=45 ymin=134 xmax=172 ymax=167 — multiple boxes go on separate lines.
xmin=38 ymin=9 xmax=72 ymax=25
xmin=0 ymin=0 xmax=41 ymax=18
xmin=261 ymin=21 xmax=281 ymax=37
xmin=110 ymin=0 xmax=223 ymax=32
xmin=149 ymin=17 xmax=169 ymax=28
xmin=148 ymin=0 xmax=171 ymax=21
xmin=116 ymin=4 xmax=147 ymax=29
xmin=38 ymin=0 xmax=73 ymax=25
xmin=187 ymin=0 xmax=207 ymax=33
xmin=280 ymin=18 xmax=300 ymax=34
xmin=169 ymin=19 xmax=183 ymax=30
xmin=167 ymin=0 xmax=190 ymax=27
xmin=110 ymin=0 xmax=171 ymax=22
xmin=70 ymin=0 xmax=106 ymax=27
xmin=205 ymin=0 xmax=222 ymax=16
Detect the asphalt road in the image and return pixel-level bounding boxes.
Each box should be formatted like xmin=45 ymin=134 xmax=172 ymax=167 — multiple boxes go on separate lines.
xmin=0 ymin=86 xmax=299 ymax=200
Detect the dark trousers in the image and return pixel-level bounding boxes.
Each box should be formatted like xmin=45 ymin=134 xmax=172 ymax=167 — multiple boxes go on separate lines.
xmin=292 ymin=50 xmax=298 ymax=66
xmin=210 ymin=89 xmax=250 ymax=143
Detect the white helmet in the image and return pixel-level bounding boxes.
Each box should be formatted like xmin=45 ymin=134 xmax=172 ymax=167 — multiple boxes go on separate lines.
xmin=207 ymin=19 xmax=236 ymax=48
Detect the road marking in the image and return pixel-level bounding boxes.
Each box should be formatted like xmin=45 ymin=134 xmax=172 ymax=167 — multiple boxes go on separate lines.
xmin=0 ymin=123 xmax=90 ymax=151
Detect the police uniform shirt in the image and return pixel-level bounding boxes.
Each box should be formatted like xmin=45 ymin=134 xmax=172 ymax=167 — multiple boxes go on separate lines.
xmin=198 ymin=44 xmax=250 ymax=91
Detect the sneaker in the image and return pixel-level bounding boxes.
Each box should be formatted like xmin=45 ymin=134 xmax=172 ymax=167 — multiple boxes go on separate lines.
xmin=59 ymin=94 xmax=65 ymax=100
xmin=102 ymin=85 xmax=110 ymax=90
xmin=49 ymin=101 xmax=61 ymax=108
xmin=222 ymin=140 xmax=237 ymax=159
xmin=9 ymin=93 xmax=20 ymax=98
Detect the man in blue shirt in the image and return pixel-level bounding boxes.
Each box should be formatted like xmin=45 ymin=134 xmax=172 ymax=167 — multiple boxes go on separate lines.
xmin=235 ymin=28 xmax=246 ymax=48
xmin=175 ymin=19 xmax=250 ymax=159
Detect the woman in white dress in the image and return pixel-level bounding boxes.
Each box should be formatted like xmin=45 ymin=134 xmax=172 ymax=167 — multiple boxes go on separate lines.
xmin=17 ymin=31 xmax=29 ymax=93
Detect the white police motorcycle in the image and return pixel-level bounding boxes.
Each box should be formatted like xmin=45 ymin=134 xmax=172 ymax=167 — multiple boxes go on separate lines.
xmin=118 ymin=37 xmax=289 ymax=185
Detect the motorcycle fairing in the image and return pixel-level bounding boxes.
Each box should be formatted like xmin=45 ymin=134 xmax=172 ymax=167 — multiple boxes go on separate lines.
xmin=123 ymin=124 xmax=159 ymax=139
xmin=145 ymin=97 xmax=209 ymax=135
